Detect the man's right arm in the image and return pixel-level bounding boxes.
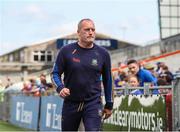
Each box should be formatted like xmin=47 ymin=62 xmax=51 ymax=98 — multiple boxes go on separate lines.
xmin=51 ymin=50 xmax=65 ymax=93
xmin=144 ymin=70 xmax=159 ymax=94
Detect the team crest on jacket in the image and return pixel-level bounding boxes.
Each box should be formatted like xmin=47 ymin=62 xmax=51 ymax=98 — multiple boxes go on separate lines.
xmin=91 ymin=59 xmax=98 ymax=66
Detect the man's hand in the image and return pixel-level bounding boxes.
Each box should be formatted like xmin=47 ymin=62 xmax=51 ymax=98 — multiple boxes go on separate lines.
xmin=59 ymin=88 xmax=70 ymax=98
xmin=102 ymin=108 xmax=112 ymax=120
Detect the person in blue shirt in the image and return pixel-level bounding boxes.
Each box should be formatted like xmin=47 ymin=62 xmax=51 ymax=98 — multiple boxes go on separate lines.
xmin=51 ymin=18 xmax=113 ymax=131
xmin=127 ymin=59 xmax=159 ymax=94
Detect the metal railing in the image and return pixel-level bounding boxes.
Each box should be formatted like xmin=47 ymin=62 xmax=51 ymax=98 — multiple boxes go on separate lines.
xmin=113 ymin=84 xmax=173 ymax=96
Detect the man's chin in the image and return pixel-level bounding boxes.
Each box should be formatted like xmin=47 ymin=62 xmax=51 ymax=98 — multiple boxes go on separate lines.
xmin=88 ymin=37 xmax=95 ymax=41
xmin=86 ymin=40 xmax=94 ymax=44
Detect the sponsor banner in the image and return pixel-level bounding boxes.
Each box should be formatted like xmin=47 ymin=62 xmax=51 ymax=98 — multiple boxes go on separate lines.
xmin=39 ymin=96 xmax=63 ymax=131
xmin=104 ymin=95 xmax=166 ymax=131
xmin=56 ymin=39 xmax=118 ymax=50
xmin=10 ymin=96 xmax=40 ymax=130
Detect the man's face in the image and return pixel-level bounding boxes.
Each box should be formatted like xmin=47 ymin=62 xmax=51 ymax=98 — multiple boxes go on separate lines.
xmin=128 ymin=63 xmax=139 ymax=75
xmin=77 ymin=20 xmax=95 ymax=45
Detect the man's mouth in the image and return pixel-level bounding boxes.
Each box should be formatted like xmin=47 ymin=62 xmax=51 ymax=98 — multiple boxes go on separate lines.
xmin=87 ymin=36 xmax=94 ymax=39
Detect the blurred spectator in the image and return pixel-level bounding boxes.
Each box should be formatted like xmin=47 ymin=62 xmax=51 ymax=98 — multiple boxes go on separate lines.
xmin=118 ymin=68 xmax=127 ymax=82
xmin=112 ymin=71 xmax=126 ymax=95
xmin=128 ymin=75 xmax=139 ymax=87
xmin=144 ymin=63 xmax=159 ymax=78
xmin=128 ymin=75 xmax=142 ymax=95
xmin=113 ymin=73 xmax=121 ymax=87
xmin=156 ymin=62 xmax=165 ymax=75
xmin=22 ymin=78 xmax=37 ymax=92
xmin=157 ymin=78 xmax=171 ymax=94
xmin=37 ymin=74 xmax=53 ymax=95
xmin=159 ymin=65 xmax=173 ymax=85
xmin=113 ymin=69 xmax=127 ymax=88
xmin=5 ymin=77 xmax=13 ymax=88
xmin=113 ymin=72 xmax=122 ymax=87
xmin=127 ymin=59 xmax=159 ymax=94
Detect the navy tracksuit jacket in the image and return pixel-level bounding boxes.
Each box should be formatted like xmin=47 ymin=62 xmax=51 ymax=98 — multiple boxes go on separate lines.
xmin=51 ymin=42 xmax=113 ymax=131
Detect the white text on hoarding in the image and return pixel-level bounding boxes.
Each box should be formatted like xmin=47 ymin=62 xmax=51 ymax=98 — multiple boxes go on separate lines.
xmin=16 ymin=102 xmax=32 ymax=124
xmin=105 ymin=108 xmax=163 ymax=131
xmin=46 ymin=103 xmax=61 ymax=129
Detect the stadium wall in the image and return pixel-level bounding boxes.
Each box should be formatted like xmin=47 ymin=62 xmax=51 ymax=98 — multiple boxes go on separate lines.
xmin=111 ymin=34 xmax=180 ymax=72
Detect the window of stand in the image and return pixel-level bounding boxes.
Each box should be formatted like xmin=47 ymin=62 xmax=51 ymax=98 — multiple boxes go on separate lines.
xmin=33 ymin=50 xmax=53 ymax=62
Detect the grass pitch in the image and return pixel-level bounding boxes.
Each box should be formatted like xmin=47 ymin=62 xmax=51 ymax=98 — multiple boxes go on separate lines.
xmin=0 ymin=120 xmax=30 ymax=131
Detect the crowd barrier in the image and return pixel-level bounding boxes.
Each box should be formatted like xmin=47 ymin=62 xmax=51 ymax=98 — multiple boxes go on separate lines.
xmin=9 ymin=95 xmax=63 ymax=131
xmin=10 ymin=96 xmax=40 ymax=130
xmin=0 ymin=76 xmax=179 ymax=131
xmin=103 ymin=95 xmax=167 ymax=131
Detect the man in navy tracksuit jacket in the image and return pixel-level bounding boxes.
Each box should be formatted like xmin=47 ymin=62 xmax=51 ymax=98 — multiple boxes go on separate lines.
xmin=51 ymin=18 xmax=113 ymax=131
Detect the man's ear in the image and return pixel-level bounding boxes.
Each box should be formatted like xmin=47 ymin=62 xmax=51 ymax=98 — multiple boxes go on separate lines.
xmin=77 ymin=29 xmax=80 ymax=33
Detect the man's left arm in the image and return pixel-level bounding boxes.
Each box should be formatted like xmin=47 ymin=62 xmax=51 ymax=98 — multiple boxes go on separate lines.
xmin=102 ymin=51 xmax=114 ymax=119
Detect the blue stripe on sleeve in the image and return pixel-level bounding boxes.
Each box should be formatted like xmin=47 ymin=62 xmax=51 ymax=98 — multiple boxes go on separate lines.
xmin=51 ymin=50 xmax=65 ymax=93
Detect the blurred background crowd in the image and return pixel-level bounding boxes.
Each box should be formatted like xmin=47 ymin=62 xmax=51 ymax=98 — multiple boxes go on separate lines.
xmin=0 ymin=60 xmax=179 ymax=96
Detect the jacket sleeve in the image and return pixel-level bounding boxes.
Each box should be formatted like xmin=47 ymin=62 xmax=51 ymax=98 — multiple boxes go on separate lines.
xmin=102 ymin=51 xmax=114 ymax=110
xmin=51 ymin=49 xmax=65 ymax=93
xmin=145 ymin=70 xmax=158 ymax=86
xmin=144 ymin=70 xmax=159 ymax=94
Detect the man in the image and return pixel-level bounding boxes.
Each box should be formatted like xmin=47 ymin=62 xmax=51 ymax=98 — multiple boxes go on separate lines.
xmin=36 ymin=74 xmax=53 ymax=95
xmin=127 ymin=59 xmax=159 ymax=94
xmin=51 ymin=18 xmax=113 ymax=131
xmin=38 ymin=74 xmax=53 ymax=90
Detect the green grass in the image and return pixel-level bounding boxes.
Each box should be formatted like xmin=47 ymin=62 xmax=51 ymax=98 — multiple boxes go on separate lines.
xmin=0 ymin=120 xmax=31 ymax=131
xmin=103 ymin=123 xmax=121 ymax=131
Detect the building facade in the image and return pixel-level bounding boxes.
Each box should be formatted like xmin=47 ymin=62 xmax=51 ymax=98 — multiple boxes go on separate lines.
xmin=0 ymin=33 xmax=137 ymax=84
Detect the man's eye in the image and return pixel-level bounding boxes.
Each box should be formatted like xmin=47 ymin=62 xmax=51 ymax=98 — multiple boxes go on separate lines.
xmin=85 ymin=28 xmax=95 ymax=31
xmin=91 ymin=28 xmax=95 ymax=31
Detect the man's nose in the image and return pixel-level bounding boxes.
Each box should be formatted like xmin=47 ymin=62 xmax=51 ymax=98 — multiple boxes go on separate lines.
xmin=89 ymin=29 xmax=94 ymax=34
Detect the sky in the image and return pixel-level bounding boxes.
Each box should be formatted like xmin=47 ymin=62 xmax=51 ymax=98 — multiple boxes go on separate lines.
xmin=0 ymin=0 xmax=160 ymax=55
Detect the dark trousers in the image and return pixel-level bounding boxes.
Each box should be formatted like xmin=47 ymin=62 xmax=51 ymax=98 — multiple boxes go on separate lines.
xmin=61 ymin=98 xmax=102 ymax=131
